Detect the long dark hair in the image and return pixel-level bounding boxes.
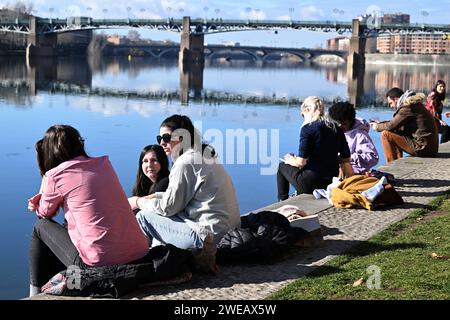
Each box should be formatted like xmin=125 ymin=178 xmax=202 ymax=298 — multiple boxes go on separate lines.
xmin=36 ymin=125 xmax=88 ymax=176
xmin=432 ymin=80 xmax=446 ymax=102
xmin=132 ymin=144 xmax=169 ymax=197
xmin=160 ymin=114 xmax=216 ymax=157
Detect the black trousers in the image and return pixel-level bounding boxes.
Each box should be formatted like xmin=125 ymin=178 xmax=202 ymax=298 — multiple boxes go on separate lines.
xmin=277 ymin=162 xmax=331 ymax=201
xmin=29 ymin=219 xmax=87 ymax=287
xmin=439 ymin=122 xmax=450 ymax=144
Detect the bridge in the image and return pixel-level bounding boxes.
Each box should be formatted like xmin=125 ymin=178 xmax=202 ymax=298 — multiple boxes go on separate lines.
xmin=2 ymin=15 xmax=450 ymax=67
xmin=106 ymin=43 xmax=347 ymax=62
xmin=2 ymin=17 xmax=450 ymax=35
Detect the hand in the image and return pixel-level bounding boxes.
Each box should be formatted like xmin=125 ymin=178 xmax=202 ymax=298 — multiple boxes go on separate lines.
xmin=440 ymin=120 xmax=447 ymax=127
xmin=128 ymin=196 xmax=139 ymax=210
xmin=445 ymin=111 xmax=450 ymax=118
xmin=283 ymin=153 xmax=296 ymax=167
xmin=27 ymin=194 xmax=41 ymax=212
xmin=370 ymin=122 xmax=379 ymax=131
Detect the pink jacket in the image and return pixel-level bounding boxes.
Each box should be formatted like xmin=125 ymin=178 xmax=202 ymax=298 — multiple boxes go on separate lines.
xmin=32 ymin=156 xmax=149 ymax=266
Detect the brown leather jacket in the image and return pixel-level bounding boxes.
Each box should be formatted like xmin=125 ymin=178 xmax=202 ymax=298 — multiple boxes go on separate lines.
xmin=376 ymin=93 xmax=439 ymax=156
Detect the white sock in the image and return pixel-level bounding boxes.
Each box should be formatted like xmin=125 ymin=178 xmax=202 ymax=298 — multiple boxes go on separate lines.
xmin=361 ymin=176 xmax=387 ymax=202
xmin=29 ymin=284 xmax=41 ymax=297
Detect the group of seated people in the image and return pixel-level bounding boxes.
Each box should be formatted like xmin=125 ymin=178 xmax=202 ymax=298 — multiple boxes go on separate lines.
xmin=278 ymin=83 xmax=447 ymax=201
xmin=26 ymin=82 xmax=447 ymax=297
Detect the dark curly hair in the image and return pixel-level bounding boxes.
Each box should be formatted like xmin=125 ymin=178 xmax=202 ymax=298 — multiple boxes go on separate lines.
xmin=328 ymin=101 xmax=356 ymax=125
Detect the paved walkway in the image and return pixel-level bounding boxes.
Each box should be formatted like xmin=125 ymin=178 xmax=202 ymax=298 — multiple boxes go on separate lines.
xmin=33 ymin=142 xmax=450 ymax=300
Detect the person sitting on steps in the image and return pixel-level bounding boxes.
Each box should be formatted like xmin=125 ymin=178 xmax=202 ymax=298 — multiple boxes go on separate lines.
xmin=370 ymin=88 xmax=439 ymax=163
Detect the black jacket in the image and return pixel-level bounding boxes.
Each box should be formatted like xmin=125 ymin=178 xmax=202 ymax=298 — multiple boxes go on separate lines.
xmin=217 ymin=211 xmax=308 ymax=264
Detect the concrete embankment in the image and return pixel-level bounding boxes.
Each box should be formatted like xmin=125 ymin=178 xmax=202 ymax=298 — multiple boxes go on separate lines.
xmin=29 ymin=141 xmax=450 ymax=300
xmin=366 ymin=53 xmax=450 ymax=66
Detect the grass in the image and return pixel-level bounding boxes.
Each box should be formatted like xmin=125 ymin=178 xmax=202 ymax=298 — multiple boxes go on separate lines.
xmin=269 ymin=194 xmax=450 ymax=300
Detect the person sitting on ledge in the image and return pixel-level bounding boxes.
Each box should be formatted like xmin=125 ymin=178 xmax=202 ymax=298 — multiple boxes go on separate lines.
xmin=277 ymin=96 xmax=352 ymax=201
xmin=370 ymin=87 xmax=439 ymax=163
xmin=328 ymin=101 xmax=379 ymax=175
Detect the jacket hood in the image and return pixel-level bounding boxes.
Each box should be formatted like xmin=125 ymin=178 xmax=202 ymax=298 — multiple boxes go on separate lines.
xmin=401 ymin=92 xmax=426 ymax=107
xmin=348 ymin=117 xmax=370 ymax=134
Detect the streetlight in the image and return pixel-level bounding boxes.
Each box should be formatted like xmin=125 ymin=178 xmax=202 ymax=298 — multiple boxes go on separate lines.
xmin=49 ymin=7 xmax=54 ymax=20
xmin=255 ymin=8 xmax=261 ymax=21
xmin=421 ymin=10 xmax=429 ymax=26
xmin=288 ymin=8 xmax=294 ymax=21
xmin=126 ymin=6 xmax=132 ymax=19
xmin=86 ymin=7 xmax=92 ymax=18
xmin=166 ymin=6 xmax=172 ymax=19
xmin=179 ymin=8 xmax=184 ymax=18
xmin=203 ymin=6 xmax=209 ymax=22
xmin=102 ymin=8 xmax=108 ymax=19
xmin=245 ymin=7 xmax=252 ymax=20
xmin=215 ymin=8 xmax=220 ymax=20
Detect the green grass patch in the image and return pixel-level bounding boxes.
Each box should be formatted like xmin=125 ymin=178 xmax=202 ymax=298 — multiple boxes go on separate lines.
xmin=270 ymin=194 xmax=450 ymax=300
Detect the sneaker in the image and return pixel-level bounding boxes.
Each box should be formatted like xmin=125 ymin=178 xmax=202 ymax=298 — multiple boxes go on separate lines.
xmin=193 ymin=234 xmax=219 ymax=274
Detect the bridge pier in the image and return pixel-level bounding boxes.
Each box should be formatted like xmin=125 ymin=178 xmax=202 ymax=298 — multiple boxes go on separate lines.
xmin=347 ymin=18 xmax=366 ymax=106
xmin=179 ymin=16 xmax=205 ymax=65
xmin=180 ymin=62 xmax=204 ymax=105
xmin=26 ymin=16 xmax=57 ymax=60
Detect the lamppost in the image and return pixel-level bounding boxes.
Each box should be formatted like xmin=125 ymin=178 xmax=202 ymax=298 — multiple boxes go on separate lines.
xmin=86 ymin=7 xmax=92 ymax=17
xmin=166 ymin=6 xmax=172 ymax=19
xmin=49 ymin=7 xmax=54 ymax=21
xmin=179 ymin=8 xmax=184 ymax=18
xmin=215 ymin=8 xmax=220 ymax=20
xmin=245 ymin=7 xmax=252 ymax=21
xmin=102 ymin=8 xmax=108 ymax=20
xmin=255 ymin=8 xmax=261 ymax=21
xmin=203 ymin=6 xmax=209 ymax=22
xmin=288 ymin=7 xmax=294 ymax=21
xmin=421 ymin=10 xmax=429 ymax=26
xmin=126 ymin=6 xmax=132 ymax=19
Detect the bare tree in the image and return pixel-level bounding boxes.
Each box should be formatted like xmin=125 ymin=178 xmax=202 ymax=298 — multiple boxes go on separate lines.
xmin=127 ymin=30 xmax=141 ymax=42
xmin=5 ymin=0 xmax=34 ymax=14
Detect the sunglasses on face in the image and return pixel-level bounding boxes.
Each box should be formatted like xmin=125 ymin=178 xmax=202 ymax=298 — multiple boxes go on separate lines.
xmin=156 ymin=133 xmax=172 ymax=144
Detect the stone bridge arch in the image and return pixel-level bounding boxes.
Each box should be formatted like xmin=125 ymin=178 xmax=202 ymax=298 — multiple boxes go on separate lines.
xmin=261 ymin=51 xmax=305 ymax=62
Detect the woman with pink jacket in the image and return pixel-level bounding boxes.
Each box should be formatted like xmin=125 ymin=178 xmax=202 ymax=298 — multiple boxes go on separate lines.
xmin=27 ymin=125 xmax=149 ymax=297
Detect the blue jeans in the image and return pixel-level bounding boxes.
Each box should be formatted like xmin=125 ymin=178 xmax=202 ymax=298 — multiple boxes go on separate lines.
xmin=136 ymin=210 xmax=203 ymax=249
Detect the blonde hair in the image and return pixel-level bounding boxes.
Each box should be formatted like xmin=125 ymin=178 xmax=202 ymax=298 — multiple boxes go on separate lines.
xmin=301 ymin=96 xmax=337 ymax=130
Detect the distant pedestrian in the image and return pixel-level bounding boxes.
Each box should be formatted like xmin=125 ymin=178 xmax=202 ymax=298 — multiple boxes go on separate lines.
xmin=277 ymin=96 xmax=352 ymax=201
xmin=328 ymin=101 xmax=379 ymax=174
xmin=425 ymin=80 xmax=450 ymax=143
xmin=370 ymin=88 xmax=438 ymax=163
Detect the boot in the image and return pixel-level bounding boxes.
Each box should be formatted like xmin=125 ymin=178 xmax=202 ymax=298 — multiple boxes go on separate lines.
xmin=192 ymin=233 xmax=219 ymax=274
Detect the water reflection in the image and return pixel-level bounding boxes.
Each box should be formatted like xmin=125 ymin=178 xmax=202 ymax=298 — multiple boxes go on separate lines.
xmin=2 ymin=56 xmax=449 ymax=108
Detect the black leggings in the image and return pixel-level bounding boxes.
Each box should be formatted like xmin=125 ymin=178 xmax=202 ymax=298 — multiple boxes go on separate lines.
xmin=277 ymin=162 xmax=331 ymax=201
xmin=29 ymin=219 xmax=87 ymax=287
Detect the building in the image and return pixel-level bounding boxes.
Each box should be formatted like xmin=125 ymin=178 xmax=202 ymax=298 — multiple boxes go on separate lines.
xmin=326 ymin=37 xmax=349 ymax=51
xmin=377 ymin=33 xmax=450 ymax=54
xmin=106 ymin=35 xmax=122 ymax=45
xmin=326 ymin=36 xmax=378 ymax=53
xmin=383 ymin=13 xmax=410 ymax=24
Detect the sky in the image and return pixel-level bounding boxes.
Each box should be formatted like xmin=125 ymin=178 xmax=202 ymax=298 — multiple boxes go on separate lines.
xmin=2 ymin=0 xmax=450 ymax=47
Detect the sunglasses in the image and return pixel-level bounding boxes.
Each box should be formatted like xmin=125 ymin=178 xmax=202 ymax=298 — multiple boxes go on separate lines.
xmin=157 ymin=133 xmax=181 ymax=144
xmin=156 ymin=133 xmax=172 ymax=144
